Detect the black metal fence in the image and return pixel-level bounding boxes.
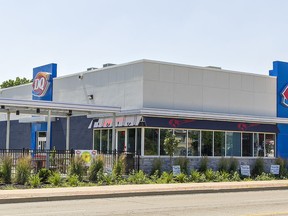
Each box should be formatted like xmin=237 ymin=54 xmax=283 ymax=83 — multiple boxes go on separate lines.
xmin=0 ymin=149 xmax=140 ymax=175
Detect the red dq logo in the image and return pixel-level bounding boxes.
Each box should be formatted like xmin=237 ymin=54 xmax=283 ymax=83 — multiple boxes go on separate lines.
xmin=32 ymin=72 xmax=50 ymax=97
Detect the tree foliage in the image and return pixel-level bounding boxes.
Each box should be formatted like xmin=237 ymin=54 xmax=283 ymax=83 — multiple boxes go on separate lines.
xmin=0 ymin=77 xmax=32 ymax=89
xmin=164 ymin=131 xmax=180 ymax=167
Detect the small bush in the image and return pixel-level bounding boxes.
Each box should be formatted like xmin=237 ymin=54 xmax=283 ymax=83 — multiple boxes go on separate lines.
xmin=275 ymin=158 xmax=288 ymax=178
xmin=230 ymin=171 xmax=241 ymax=181
xmin=97 ymin=172 xmax=113 ymax=185
xmin=228 ymin=157 xmax=239 ymax=173
xmin=150 ymin=158 xmax=162 ymax=176
xmin=199 ymin=156 xmax=209 ymax=172
xmin=48 ymin=172 xmax=62 ymax=186
xmin=29 ymin=174 xmax=41 ymax=188
xmin=252 ymin=158 xmax=265 ymax=177
xmin=88 ymin=155 xmax=104 ymax=182
xmin=205 ymin=169 xmax=215 ymax=181
xmin=214 ymin=171 xmax=230 ymax=182
xmin=127 ymin=170 xmax=150 ymax=184
xmin=218 ymin=157 xmax=229 ymax=172
xmin=174 ymin=157 xmax=189 ymax=174
xmin=255 ymin=172 xmax=275 ymax=181
xmin=67 ymin=174 xmax=80 ymax=187
xmin=15 ymin=156 xmax=32 ymax=185
xmin=175 ymin=173 xmax=188 ymax=183
xmin=113 ymin=154 xmax=126 ymax=178
xmin=38 ymin=168 xmax=52 ymax=183
xmin=1 ymin=155 xmax=12 ymax=184
xmin=69 ymin=156 xmax=86 ymax=181
xmin=157 ymin=172 xmax=174 ymax=184
xmin=190 ymin=170 xmax=201 ymax=182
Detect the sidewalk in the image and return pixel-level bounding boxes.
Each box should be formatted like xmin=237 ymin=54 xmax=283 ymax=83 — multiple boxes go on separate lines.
xmin=1 ymin=180 xmax=288 ymax=204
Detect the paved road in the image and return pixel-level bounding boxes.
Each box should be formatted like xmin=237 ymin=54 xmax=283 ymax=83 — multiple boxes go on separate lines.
xmin=1 ymin=190 xmax=288 ymax=216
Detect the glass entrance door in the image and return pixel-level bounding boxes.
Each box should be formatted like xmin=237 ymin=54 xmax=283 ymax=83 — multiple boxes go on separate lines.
xmin=117 ymin=130 xmax=126 ymax=153
xmin=37 ymin=131 xmax=47 ymax=150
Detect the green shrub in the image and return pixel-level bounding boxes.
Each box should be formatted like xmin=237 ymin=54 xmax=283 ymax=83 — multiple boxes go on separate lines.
xmin=175 ymin=173 xmax=188 ymax=183
xmin=69 ymin=156 xmax=86 ymax=181
xmin=127 ymin=170 xmax=150 ymax=184
xmin=97 ymin=172 xmax=113 ymax=185
xmin=150 ymin=158 xmax=162 ymax=176
xmin=48 ymin=172 xmax=62 ymax=186
xmin=113 ymin=154 xmax=126 ymax=178
xmin=15 ymin=156 xmax=32 ymax=185
xmin=254 ymin=172 xmax=275 ymax=181
xmin=157 ymin=172 xmax=174 ymax=184
xmin=252 ymin=158 xmax=265 ymax=177
xmin=38 ymin=168 xmax=52 ymax=183
xmin=275 ymin=158 xmax=288 ymax=178
xmin=229 ymin=171 xmax=241 ymax=181
xmin=199 ymin=156 xmax=209 ymax=172
xmin=228 ymin=157 xmax=239 ymax=173
xmin=150 ymin=170 xmax=160 ymax=183
xmin=190 ymin=170 xmax=201 ymax=182
xmin=88 ymin=155 xmax=104 ymax=182
xmin=205 ymin=169 xmax=215 ymax=181
xmin=174 ymin=157 xmax=189 ymax=174
xmin=1 ymin=155 xmax=12 ymax=184
xmin=29 ymin=174 xmax=41 ymax=188
xmin=218 ymin=157 xmax=229 ymax=172
xmin=67 ymin=174 xmax=80 ymax=187
xmin=214 ymin=171 xmax=230 ymax=182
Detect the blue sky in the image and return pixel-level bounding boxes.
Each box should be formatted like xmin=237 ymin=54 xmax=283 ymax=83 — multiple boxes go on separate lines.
xmin=0 ymin=0 xmax=288 ymax=83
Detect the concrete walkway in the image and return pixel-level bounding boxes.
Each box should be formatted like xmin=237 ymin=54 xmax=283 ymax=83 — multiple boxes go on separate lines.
xmin=1 ymin=180 xmax=288 ymax=204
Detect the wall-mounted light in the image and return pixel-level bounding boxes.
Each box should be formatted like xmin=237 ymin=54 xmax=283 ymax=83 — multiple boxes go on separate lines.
xmin=78 ymin=74 xmax=84 ymax=80
xmin=16 ymin=110 xmax=20 ymax=115
xmin=36 ymin=108 xmax=40 ymax=114
xmin=67 ymin=110 xmax=72 ymax=116
xmin=88 ymin=94 xmax=94 ymax=100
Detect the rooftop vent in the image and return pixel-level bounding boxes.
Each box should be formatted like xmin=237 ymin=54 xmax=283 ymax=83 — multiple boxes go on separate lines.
xmin=87 ymin=67 xmax=97 ymax=71
xmin=103 ymin=63 xmax=116 ymax=68
xmin=206 ymin=66 xmax=222 ymax=70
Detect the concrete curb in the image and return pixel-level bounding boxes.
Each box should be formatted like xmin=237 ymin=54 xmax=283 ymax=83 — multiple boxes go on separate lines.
xmin=1 ymin=181 xmax=288 ymax=204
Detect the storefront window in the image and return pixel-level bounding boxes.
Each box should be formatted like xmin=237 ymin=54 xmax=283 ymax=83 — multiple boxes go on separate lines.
xmin=254 ymin=133 xmax=264 ymax=157
xmin=144 ymin=128 xmax=159 ymax=155
xmin=127 ymin=129 xmax=136 ymax=153
xmin=94 ymin=130 xmax=100 ymax=151
xmin=201 ymin=131 xmax=213 ymax=156
xmin=136 ymin=128 xmax=142 ymax=155
xmin=226 ymin=132 xmax=241 ymax=156
xmin=174 ymin=130 xmax=187 ymax=156
xmin=102 ymin=130 xmax=108 ymax=153
xmin=160 ymin=129 xmax=170 ymax=156
xmin=108 ymin=129 xmax=112 ymax=153
xmin=188 ymin=130 xmax=200 ymax=156
xmin=214 ymin=132 xmax=225 ymax=156
xmin=242 ymin=133 xmax=253 ymax=157
xmin=265 ymin=134 xmax=275 ymax=157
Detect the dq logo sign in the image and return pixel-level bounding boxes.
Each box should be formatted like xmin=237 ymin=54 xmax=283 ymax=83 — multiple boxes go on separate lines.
xmin=281 ymin=85 xmax=288 ymax=107
xmin=32 ymin=72 xmax=51 ymax=97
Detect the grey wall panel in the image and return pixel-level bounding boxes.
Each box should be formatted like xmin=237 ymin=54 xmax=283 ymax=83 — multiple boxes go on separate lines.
xmin=0 ymin=121 xmax=30 ymax=149
xmin=53 ymin=62 xmax=144 ymax=110
xmin=0 ymin=121 xmax=6 ymax=148
xmin=51 ymin=116 xmax=93 ymax=150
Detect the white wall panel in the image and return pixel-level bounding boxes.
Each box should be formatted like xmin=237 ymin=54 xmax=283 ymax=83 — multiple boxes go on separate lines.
xmin=160 ymin=64 xmax=174 ymax=82
xmin=203 ymin=87 xmax=229 ymax=113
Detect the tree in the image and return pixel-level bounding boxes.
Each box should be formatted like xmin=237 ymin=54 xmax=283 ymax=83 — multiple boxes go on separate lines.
xmin=164 ymin=131 xmax=180 ymax=168
xmin=0 ymin=77 xmax=32 ymax=89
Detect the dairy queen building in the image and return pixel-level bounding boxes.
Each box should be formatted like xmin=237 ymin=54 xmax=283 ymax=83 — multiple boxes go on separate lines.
xmin=1 ymin=59 xmax=288 ymax=172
